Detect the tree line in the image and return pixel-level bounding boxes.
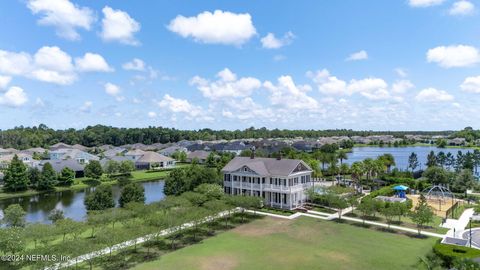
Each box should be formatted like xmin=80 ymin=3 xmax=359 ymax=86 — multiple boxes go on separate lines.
xmin=0 ymin=124 xmax=452 ymax=149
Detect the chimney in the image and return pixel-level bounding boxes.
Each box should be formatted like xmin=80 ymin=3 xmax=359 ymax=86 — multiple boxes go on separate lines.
xmin=250 ymin=146 xmax=256 ymax=159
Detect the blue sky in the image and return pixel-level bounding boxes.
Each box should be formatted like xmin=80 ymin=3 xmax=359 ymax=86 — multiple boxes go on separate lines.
xmin=0 ymin=0 xmax=480 ymax=131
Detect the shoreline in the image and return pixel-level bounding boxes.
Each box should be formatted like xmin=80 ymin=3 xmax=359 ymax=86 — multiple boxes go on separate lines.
xmin=0 ymin=170 xmax=169 ymax=201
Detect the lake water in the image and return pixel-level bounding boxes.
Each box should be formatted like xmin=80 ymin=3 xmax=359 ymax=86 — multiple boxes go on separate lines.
xmin=0 ymin=180 xmax=165 ymax=224
xmin=345 ymin=146 xmax=477 ymax=171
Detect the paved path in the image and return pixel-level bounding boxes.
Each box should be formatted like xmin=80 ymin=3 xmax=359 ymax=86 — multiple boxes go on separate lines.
xmin=444 ymin=208 xmax=475 ymax=238
xmin=46 ymin=209 xmax=240 ymax=270
xmin=247 ymin=209 xmax=443 ymax=238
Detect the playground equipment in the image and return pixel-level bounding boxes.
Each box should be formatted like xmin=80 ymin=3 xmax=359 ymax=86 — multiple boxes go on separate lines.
xmin=418 ymin=185 xmax=459 ymax=218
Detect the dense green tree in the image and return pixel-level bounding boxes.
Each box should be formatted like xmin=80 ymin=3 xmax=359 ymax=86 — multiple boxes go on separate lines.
xmin=104 ymin=160 xmax=119 ymax=175
xmin=426 ymin=151 xmax=437 ymax=168
xmin=2 ymin=204 xmax=26 ymax=227
xmin=194 ymin=183 xmax=224 ymax=200
xmin=119 ymin=160 xmax=135 ymax=174
xmin=410 ymin=194 xmax=434 ymax=235
xmin=422 ymin=166 xmax=450 ymax=185
xmin=0 ymin=227 xmax=25 ymax=254
xmin=164 ymin=165 xmax=220 ymax=195
xmin=119 ymin=183 xmax=145 ymax=207
xmin=38 ymin=162 xmax=57 ymax=190
xmin=3 ymin=155 xmax=29 ymax=192
xmin=408 ymin=152 xmax=419 ymax=172
xmin=378 ymin=153 xmax=395 ymax=172
xmin=48 ymin=209 xmax=65 ymax=223
xmin=27 ymin=167 xmax=41 ymax=189
xmin=84 ymin=160 xmax=103 ymax=179
xmin=84 ymin=185 xmax=115 ymax=211
xmin=58 ymin=167 xmax=75 ymax=186
xmin=452 ymin=169 xmax=476 ymax=193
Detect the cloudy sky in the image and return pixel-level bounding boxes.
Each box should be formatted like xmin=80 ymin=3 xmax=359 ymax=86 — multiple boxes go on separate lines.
xmin=0 ymin=0 xmax=479 ymax=131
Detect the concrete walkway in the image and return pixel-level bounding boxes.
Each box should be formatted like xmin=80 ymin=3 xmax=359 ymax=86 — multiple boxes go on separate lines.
xmin=46 ymin=209 xmax=240 ymax=270
xmin=444 ymin=208 xmax=475 ymax=238
xmin=247 ymin=209 xmax=443 ymax=238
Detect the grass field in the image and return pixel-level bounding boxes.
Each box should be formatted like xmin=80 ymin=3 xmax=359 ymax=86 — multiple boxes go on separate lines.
xmin=133 ymin=216 xmax=437 ymax=270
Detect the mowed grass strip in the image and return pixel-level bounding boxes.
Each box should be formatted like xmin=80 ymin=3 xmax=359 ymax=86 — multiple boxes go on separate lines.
xmin=133 ymin=216 xmax=436 ymax=270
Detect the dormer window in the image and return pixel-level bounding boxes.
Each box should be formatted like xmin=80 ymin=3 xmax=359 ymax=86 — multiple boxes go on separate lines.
xmin=244 ymin=167 xmax=248 ymax=172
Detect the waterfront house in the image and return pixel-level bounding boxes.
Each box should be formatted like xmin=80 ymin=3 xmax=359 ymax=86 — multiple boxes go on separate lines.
xmin=135 ymin=151 xmax=176 ymax=170
xmin=39 ymin=159 xmax=85 ymax=178
xmin=221 ymin=155 xmax=313 ymax=210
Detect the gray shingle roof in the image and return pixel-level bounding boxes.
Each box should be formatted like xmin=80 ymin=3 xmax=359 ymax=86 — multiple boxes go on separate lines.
xmin=222 ymin=157 xmax=312 ymax=176
xmin=137 ymin=151 xmax=174 ymax=163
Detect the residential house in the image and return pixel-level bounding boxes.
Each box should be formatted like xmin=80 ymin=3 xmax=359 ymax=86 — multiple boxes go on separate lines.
xmin=0 ymin=153 xmax=35 ymax=169
xmin=222 ymin=155 xmax=313 ymax=210
xmin=125 ymin=149 xmax=146 ymax=161
xmin=50 ymin=143 xmax=73 ymax=151
xmin=49 ymin=148 xmax=99 ymax=164
xmin=38 ymin=159 xmax=85 ymax=178
xmin=0 ymin=148 xmax=18 ymax=157
xmin=449 ymin=138 xmax=466 ymax=146
xmin=71 ymin=144 xmax=90 ymax=152
xmin=21 ymin=147 xmax=47 ymax=156
xmin=159 ymin=145 xmax=188 ymax=157
xmin=102 ymin=147 xmax=128 ymax=158
xmin=186 ymin=150 xmax=211 ymax=164
xmin=135 ymin=151 xmax=176 ymax=170
xmin=213 ymin=141 xmax=247 ymax=156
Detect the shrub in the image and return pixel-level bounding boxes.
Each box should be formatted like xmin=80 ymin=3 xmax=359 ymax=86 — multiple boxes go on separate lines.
xmin=433 ymin=240 xmax=480 ymax=266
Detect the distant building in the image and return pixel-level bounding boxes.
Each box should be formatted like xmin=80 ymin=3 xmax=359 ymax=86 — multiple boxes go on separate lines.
xmin=49 ymin=148 xmax=99 ymax=164
xmin=222 ymin=155 xmax=313 ymax=210
xmin=135 ymin=151 xmax=176 ymax=170
xmin=186 ymin=150 xmax=211 ymax=164
xmin=159 ymin=146 xmax=188 ymax=157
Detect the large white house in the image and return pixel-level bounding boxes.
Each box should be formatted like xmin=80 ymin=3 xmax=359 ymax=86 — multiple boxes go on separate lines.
xmin=222 ymin=155 xmax=313 ymax=210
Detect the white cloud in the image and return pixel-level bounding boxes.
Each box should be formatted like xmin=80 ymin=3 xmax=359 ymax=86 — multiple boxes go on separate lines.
xmin=100 ymin=6 xmax=141 ymax=45
xmin=167 ymin=10 xmax=256 ymax=46
xmin=307 ymin=69 xmax=348 ymax=95
xmin=80 ymin=101 xmax=92 ymax=112
xmin=75 ymin=53 xmax=113 ymax=72
xmin=427 ymin=45 xmax=480 ymax=68
xmin=261 ymin=32 xmax=295 ymax=49
xmin=158 ymin=94 xmax=211 ymax=121
xmin=27 ymin=0 xmax=95 ymax=40
xmin=0 ymin=75 xmax=12 ymax=89
xmin=122 ymin=58 xmax=145 ymax=71
xmin=190 ymin=68 xmax=262 ymax=100
xmin=147 ymin=111 xmax=157 ymax=118
xmin=347 ymin=78 xmax=389 ymax=100
xmin=31 ymin=46 xmax=76 ymax=84
xmin=449 ymin=0 xmax=475 ymax=15
xmin=415 ymin=87 xmax=454 ymax=102
xmin=408 ymin=0 xmax=445 ymax=7
xmin=264 ymin=75 xmax=318 ymax=109
xmin=104 ymin=82 xmax=120 ymax=96
xmin=0 ymin=46 xmax=111 ymax=85
xmin=392 ymin=80 xmax=414 ymax=94
xmin=460 ymin=76 xmax=480 ymax=93
xmin=346 ymin=50 xmax=368 ymax=61
xmin=0 ymin=86 xmax=28 ymax=107
xmin=306 ymin=69 xmax=404 ymax=101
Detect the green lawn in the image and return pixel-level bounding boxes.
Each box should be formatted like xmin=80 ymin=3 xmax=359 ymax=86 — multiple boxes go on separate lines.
xmin=133 ymin=216 xmax=437 ymax=270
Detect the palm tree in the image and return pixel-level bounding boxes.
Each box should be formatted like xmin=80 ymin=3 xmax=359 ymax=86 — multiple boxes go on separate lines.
xmin=350 ymin=162 xmax=364 ymax=193
xmin=336 ymin=150 xmax=348 ymax=166
xmin=378 ymin=153 xmax=395 ymax=173
xmin=362 ymin=158 xmax=375 ymax=184
xmin=340 ymin=163 xmax=350 ymax=182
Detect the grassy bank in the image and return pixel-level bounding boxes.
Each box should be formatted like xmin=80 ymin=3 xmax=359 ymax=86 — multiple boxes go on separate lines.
xmin=0 ymin=169 xmax=171 ymax=200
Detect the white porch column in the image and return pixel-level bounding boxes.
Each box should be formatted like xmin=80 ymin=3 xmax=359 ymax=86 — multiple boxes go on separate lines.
xmin=280 ymin=193 xmax=283 ymax=209
xmin=290 ymin=193 xmax=293 ymax=209
xmin=231 ymin=175 xmax=234 ymax=195
xmin=270 ymin=192 xmax=273 ymax=207
xmin=240 ymin=177 xmax=243 ymax=195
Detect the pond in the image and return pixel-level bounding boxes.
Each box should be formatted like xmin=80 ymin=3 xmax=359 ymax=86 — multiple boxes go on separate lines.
xmin=345 ymin=146 xmax=478 ymax=171
xmin=0 ymin=180 xmax=165 ymax=224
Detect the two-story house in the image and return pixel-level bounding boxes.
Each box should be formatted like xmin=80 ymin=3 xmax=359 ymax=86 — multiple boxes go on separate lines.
xmin=49 ymin=148 xmax=99 ymax=164
xmin=221 ymin=155 xmax=313 ymax=210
